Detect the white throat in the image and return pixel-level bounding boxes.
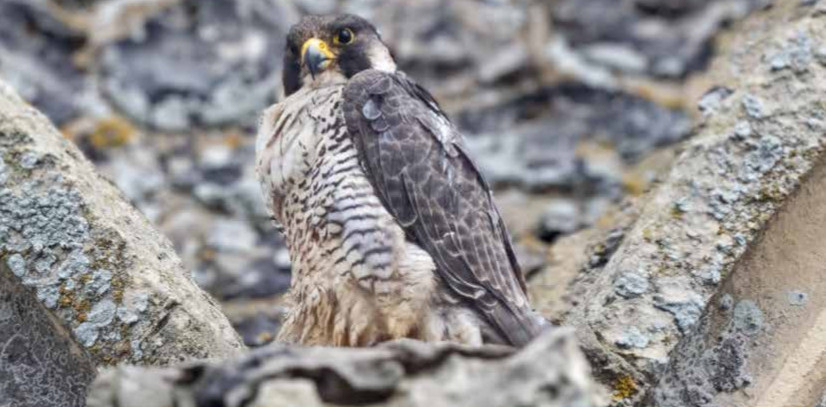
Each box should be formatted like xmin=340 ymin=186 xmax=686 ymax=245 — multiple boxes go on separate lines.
xmin=368 ymin=45 xmax=397 ymax=73
xmin=303 ymin=70 xmax=348 ymax=90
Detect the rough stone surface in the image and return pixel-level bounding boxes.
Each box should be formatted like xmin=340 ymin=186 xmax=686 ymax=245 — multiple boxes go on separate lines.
xmin=460 ymin=84 xmax=691 ymax=191
xmin=649 ymin=101 xmax=826 ymax=407
xmin=0 ymin=0 xmax=101 ymax=125
xmin=0 ymin=80 xmax=244 ymax=406
xmin=99 ymin=0 xmax=299 ymax=131
xmin=87 ymin=328 xmax=600 ymax=407
xmin=0 ymin=0 xmax=733 ymax=346
xmin=551 ymin=0 xmax=769 ymax=78
xmin=527 ymin=1 xmax=826 ymax=404
xmin=0 ymin=267 xmax=95 ymax=407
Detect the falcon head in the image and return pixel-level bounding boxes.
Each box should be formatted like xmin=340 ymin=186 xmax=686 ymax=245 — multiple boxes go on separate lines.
xmin=283 ymin=14 xmax=396 ymax=96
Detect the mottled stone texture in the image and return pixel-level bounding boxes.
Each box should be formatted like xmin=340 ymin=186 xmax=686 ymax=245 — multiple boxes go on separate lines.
xmin=537 ymin=0 xmax=826 ymax=404
xmin=87 ymin=328 xmax=599 ymax=407
xmin=0 ymin=268 xmax=95 ymax=407
xmin=0 ymin=80 xmax=244 ymax=406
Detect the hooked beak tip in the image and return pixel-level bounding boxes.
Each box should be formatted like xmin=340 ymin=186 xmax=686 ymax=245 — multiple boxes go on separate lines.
xmin=301 ymin=38 xmax=333 ymax=79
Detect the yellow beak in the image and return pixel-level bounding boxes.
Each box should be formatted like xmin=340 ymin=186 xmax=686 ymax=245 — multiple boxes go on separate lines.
xmin=301 ymin=38 xmax=335 ymax=77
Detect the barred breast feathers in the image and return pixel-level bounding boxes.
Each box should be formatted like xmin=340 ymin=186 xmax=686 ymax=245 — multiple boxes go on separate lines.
xmin=256 ymin=84 xmax=440 ymax=346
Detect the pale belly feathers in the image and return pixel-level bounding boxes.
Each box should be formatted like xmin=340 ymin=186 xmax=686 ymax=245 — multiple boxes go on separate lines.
xmin=256 ymin=84 xmax=486 ymax=346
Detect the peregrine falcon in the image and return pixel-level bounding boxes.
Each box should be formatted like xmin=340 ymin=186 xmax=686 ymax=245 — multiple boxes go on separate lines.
xmin=256 ymin=14 xmax=549 ymax=347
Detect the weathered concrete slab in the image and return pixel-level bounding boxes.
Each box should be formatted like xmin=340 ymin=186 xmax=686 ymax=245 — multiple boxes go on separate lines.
xmin=0 ymin=80 xmax=245 ymax=407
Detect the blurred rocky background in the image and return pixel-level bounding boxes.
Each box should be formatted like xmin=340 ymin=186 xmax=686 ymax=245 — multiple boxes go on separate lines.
xmin=0 ymin=0 xmax=772 ymax=348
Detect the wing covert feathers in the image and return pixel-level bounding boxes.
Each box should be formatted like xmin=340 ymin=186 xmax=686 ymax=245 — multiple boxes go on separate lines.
xmin=343 ymin=70 xmax=548 ymax=346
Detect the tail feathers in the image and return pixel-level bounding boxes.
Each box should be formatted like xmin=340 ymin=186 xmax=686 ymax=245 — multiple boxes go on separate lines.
xmin=489 ymin=305 xmax=553 ymax=347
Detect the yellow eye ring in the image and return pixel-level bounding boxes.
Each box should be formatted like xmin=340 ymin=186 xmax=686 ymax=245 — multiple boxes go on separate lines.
xmin=334 ymin=28 xmax=355 ymax=45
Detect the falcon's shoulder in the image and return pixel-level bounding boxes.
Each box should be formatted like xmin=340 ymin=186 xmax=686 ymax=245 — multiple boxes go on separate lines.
xmin=342 ymin=70 xmax=543 ymax=346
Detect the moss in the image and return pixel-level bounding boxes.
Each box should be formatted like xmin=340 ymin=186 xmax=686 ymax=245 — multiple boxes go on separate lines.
xmin=612 ymin=375 xmax=638 ymax=401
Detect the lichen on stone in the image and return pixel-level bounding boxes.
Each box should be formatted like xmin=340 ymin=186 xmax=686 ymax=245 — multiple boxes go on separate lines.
xmin=0 ymin=131 xmax=139 ymax=358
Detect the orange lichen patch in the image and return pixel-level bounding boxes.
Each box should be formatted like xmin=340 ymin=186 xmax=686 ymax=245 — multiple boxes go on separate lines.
xmin=612 ymin=375 xmax=638 ymax=401
xmin=90 ymin=116 xmax=136 ymax=149
xmin=223 ymin=132 xmax=245 ymax=149
xmin=594 ymin=213 xmax=616 ymax=229
xmin=256 ymin=331 xmax=273 ymax=344
xmin=519 ymin=234 xmax=548 ymax=252
xmin=58 ymin=285 xmax=75 ymax=308
xmin=58 ymin=295 xmax=73 ymax=308
xmin=201 ymin=248 xmax=217 ymax=262
xmin=74 ymin=299 xmax=91 ymax=314
xmin=622 ymin=79 xmax=689 ymax=111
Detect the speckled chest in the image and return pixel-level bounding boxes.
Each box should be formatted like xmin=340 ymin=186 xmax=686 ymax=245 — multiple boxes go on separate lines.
xmin=262 ymin=84 xmax=401 ymax=288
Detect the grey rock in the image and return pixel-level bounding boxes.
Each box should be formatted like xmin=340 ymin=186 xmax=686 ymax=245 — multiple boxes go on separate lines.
xmin=99 ymin=0 xmax=299 ymax=131
xmin=552 ymin=2 xmax=826 ymax=403
xmin=207 ymin=218 xmax=258 ymax=254
xmin=0 ymin=0 xmax=103 ymax=125
xmin=232 ymin=312 xmax=281 ymax=347
xmin=0 ymin=270 xmax=95 ymax=407
xmin=698 ymin=86 xmax=734 ymax=116
xmin=650 ymin=298 xmax=763 ymax=406
xmin=87 ymin=328 xmax=600 ymax=407
xmin=787 ymin=290 xmax=808 ymax=306
xmin=538 ymin=199 xmax=582 ymax=240
xmin=345 ymin=0 xmax=530 ymax=92
xmin=742 ymin=93 xmax=765 ymax=119
xmin=551 ymin=0 xmax=768 ymax=78
xmin=614 ymin=270 xmax=650 ymax=299
xmin=582 ymin=44 xmax=649 ymax=74
xmin=816 ymin=47 xmax=826 ymax=65
xmin=0 ymin=80 xmax=244 ymax=407
xmin=461 ymin=84 xmax=691 ymax=191
xmin=768 ymin=32 xmax=813 ymax=72
xmin=615 ymin=326 xmax=651 ymax=349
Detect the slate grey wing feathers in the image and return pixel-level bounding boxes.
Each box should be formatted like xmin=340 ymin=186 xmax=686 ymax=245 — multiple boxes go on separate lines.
xmin=343 ymin=70 xmax=547 ymax=346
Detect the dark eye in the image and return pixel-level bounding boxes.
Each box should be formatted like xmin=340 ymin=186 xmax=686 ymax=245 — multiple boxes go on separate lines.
xmin=334 ymin=28 xmax=354 ymax=45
